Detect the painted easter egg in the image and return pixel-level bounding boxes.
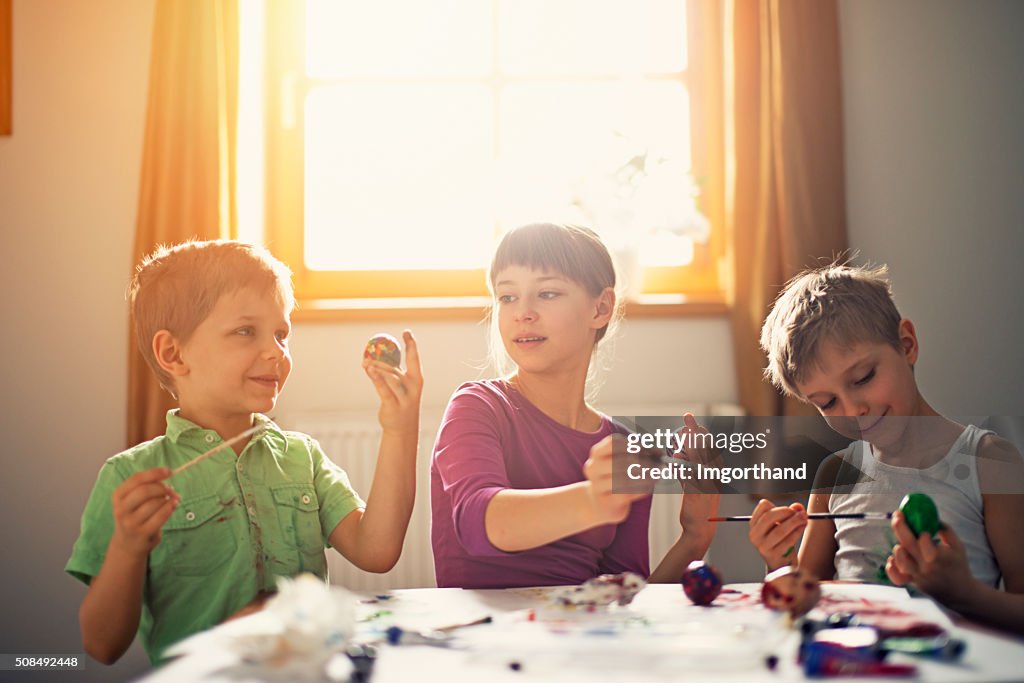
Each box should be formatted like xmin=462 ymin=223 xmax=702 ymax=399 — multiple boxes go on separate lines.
xmin=681 ymin=560 xmax=723 ymax=606
xmin=899 ymin=492 xmax=940 ymax=538
xmin=364 ymin=333 xmax=402 ymax=368
xmin=762 ymin=565 xmax=821 ymax=618
xmin=556 ymin=572 xmax=647 ymax=607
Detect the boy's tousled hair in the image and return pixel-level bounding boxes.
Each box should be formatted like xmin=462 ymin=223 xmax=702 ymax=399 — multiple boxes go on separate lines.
xmin=128 ymin=240 xmax=294 ymax=397
xmin=760 ymin=262 xmax=902 ymax=398
xmin=485 ymin=223 xmax=622 ymax=385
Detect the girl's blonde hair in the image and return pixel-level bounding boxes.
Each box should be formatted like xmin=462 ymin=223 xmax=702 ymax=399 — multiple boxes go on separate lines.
xmin=485 ymin=223 xmax=622 ymax=384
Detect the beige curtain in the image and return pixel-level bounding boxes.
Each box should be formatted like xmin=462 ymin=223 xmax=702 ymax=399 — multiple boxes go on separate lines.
xmin=127 ymin=0 xmax=239 ymax=445
xmin=692 ymin=0 xmax=848 ymax=416
xmin=0 ymin=0 xmax=10 ymax=136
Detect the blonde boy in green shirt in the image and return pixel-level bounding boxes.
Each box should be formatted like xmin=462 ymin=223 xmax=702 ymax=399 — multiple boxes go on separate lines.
xmin=66 ymin=241 xmax=424 ymax=665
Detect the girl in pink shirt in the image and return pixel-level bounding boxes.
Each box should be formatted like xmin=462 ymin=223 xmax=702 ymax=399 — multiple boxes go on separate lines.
xmin=431 ymin=222 xmax=718 ymax=588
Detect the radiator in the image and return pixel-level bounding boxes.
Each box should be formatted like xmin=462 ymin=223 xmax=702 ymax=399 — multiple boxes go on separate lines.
xmin=290 ymin=402 xmax=743 ymax=591
xmin=288 ymin=413 xmax=442 ymax=592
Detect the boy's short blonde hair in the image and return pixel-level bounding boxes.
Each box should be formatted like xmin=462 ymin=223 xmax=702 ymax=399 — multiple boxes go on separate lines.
xmin=760 ymin=263 xmax=902 ymax=398
xmin=128 ymin=240 xmax=294 ymax=397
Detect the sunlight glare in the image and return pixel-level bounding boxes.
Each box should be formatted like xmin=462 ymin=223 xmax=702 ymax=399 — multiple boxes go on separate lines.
xmin=305 ymin=85 xmax=495 ymax=270
xmin=500 ymin=0 xmax=687 ymax=75
xmin=306 ymin=0 xmax=491 ymax=78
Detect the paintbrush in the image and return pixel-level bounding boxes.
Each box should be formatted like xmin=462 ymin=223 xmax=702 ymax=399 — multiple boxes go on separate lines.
xmin=708 ymin=512 xmax=894 ymax=522
xmin=435 ymin=615 xmax=493 ymax=633
xmin=383 ymin=615 xmax=493 ymax=648
xmin=169 ymin=424 xmax=263 ymax=477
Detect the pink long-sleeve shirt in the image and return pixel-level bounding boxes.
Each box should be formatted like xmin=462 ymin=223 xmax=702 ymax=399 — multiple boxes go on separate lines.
xmin=430 ymin=380 xmax=651 ymax=588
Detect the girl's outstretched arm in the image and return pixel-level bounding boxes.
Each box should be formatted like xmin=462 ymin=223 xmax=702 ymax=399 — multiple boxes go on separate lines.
xmin=485 ymin=435 xmax=649 ymax=552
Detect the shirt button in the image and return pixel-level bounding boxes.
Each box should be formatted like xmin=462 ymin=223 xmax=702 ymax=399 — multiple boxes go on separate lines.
xmin=301 ymin=494 xmax=311 ymax=505
xmin=185 ymin=511 xmax=196 ymax=521
xmin=205 ymin=434 xmax=216 ymax=443
xmin=248 ymin=506 xmax=256 ymax=516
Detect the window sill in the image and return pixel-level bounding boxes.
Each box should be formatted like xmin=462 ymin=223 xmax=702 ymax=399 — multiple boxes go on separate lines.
xmin=291 ymin=294 xmax=728 ymax=323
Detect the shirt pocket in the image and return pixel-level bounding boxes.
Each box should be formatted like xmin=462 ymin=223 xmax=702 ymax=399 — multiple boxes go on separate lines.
xmin=159 ymin=492 xmax=238 ymax=576
xmin=271 ymin=484 xmax=325 ymax=554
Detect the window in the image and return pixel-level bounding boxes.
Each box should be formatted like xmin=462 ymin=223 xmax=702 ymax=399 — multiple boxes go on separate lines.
xmin=257 ymin=0 xmax=722 ymax=310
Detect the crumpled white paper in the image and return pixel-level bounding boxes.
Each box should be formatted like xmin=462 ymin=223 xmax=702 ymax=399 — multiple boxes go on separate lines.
xmin=164 ymin=573 xmax=359 ymax=681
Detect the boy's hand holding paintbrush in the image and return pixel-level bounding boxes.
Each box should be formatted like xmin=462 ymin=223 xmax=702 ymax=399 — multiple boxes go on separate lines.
xmin=111 ymin=424 xmax=259 ymax=557
xmin=110 ymin=468 xmax=181 ymax=556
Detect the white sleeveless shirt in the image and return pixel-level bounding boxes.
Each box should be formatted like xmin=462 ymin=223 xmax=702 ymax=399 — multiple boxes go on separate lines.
xmin=828 ymin=424 xmax=1000 ymax=586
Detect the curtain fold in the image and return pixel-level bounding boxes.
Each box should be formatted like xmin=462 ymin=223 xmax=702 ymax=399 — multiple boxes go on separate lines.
xmin=693 ymin=0 xmax=848 ymax=416
xmin=127 ymin=0 xmax=239 ymax=445
xmin=0 ymin=0 xmax=10 ymax=135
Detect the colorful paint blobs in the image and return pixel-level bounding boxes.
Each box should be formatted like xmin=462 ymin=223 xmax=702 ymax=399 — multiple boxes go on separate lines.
xmin=761 ymin=565 xmax=821 ymax=618
xmin=802 ymin=642 xmax=916 ymax=677
xmin=364 ymin=333 xmax=402 ymax=368
xmin=899 ymin=492 xmax=941 ymax=538
xmin=555 ymin=572 xmax=647 ymax=607
xmin=681 ymin=560 xmax=723 ymax=606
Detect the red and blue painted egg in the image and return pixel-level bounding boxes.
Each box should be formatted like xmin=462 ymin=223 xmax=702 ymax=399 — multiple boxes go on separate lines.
xmin=681 ymin=560 xmax=723 ymax=606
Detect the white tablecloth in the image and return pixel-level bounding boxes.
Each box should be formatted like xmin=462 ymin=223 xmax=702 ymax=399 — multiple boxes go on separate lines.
xmin=138 ymin=582 xmax=1024 ymax=683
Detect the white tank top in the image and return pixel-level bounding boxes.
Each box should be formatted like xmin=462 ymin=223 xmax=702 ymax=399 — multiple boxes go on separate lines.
xmin=828 ymin=424 xmax=1000 ymax=586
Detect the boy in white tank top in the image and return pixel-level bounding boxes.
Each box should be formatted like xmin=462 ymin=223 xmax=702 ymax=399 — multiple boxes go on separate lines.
xmin=749 ymin=263 xmax=1024 ymax=634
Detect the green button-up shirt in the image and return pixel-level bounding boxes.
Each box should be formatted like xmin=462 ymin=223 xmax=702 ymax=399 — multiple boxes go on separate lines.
xmin=66 ymin=411 xmax=364 ymax=664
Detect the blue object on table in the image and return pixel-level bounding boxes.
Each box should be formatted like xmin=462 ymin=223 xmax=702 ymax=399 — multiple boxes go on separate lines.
xmin=385 ymin=625 xmax=452 ymax=647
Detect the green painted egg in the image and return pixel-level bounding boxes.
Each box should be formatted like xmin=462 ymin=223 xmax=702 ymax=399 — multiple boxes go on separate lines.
xmin=899 ymin=492 xmax=941 ymax=537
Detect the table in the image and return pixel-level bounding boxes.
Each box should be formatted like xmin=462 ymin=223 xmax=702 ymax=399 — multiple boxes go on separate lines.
xmin=140 ymin=582 xmax=1024 ymax=682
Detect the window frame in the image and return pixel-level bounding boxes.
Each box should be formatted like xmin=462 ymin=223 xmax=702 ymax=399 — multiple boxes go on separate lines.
xmin=263 ymin=0 xmax=724 ymax=313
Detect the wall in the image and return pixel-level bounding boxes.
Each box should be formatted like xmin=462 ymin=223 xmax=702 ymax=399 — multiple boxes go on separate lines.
xmin=839 ymin=0 xmax=1024 ymax=416
xmin=274 ymin=317 xmax=736 ymax=421
xmin=0 ymin=1 xmax=155 ymax=680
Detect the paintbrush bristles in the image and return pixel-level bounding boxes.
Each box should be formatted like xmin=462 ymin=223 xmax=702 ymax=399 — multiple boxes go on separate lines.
xmin=170 ymin=424 xmax=262 ymax=477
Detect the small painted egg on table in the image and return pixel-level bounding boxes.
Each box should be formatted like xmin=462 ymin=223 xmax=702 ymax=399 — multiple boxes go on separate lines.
xmin=899 ymin=492 xmax=941 ymax=538
xmin=364 ymin=333 xmax=402 ymax=368
xmin=762 ymin=565 xmax=821 ymax=618
xmin=681 ymin=560 xmax=723 ymax=606
xmin=555 ymin=572 xmax=647 ymax=607
xmin=589 ymin=572 xmax=647 ymax=606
